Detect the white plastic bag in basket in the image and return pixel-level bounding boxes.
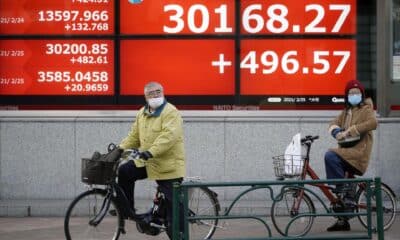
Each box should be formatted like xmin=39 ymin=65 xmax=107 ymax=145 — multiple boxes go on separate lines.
xmin=284 ymin=133 xmax=302 ymax=175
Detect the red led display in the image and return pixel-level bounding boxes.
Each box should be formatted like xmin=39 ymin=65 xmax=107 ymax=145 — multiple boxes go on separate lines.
xmin=240 ymin=0 xmax=356 ymax=35
xmin=240 ymin=39 xmax=356 ymax=95
xmin=120 ymin=39 xmax=235 ymax=95
xmin=0 ymin=40 xmax=114 ymax=95
xmin=0 ymin=0 xmax=360 ymax=107
xmin=0 ymin=0 xmax=114 ymax=35
xmin=120 ymin=0 xmax=235 ymax=35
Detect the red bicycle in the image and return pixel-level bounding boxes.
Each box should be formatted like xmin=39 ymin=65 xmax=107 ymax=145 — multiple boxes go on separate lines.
xmin=270 ymin=135 xmax=396 ymax=237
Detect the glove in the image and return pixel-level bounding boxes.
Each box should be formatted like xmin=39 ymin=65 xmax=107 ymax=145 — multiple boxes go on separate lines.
xmin=140 ymin=151 xmax=153 ymax=160
xmin=117 ymin=147 xmax=124 ymax=155
xmin=335 ymin=131 xmax=346 ymax=141
xmin=331 ymin=128 xmax=342 ymax=139
xmin=343 ymin=125 xmax=359 ymax=138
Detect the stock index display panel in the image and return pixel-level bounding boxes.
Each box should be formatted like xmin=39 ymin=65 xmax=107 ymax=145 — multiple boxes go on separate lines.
xmin=0 ymin=0 xmax=358 ymax=109
xmin=0 ymin=0 xmax=114 ymax=35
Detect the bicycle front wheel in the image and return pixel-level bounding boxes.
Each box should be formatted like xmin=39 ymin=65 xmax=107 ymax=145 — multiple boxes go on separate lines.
xmin=271 ymin=188 xmax=315 ymax=237
xmin=356 ymin=182 xmax=397 ymax=231
xmin=64 ymin=188 xmax=122 ymax=240
xmin=187 ymin=187 xmax=220 ymax=239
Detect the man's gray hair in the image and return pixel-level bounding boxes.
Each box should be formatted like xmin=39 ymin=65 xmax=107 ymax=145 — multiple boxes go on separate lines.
xmin=144 ymin=82 xmax=164 ymax=94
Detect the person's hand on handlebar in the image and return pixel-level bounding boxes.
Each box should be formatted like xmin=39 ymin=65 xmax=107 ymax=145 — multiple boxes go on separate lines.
xmin=117 ymin=148 xmax=140 ymax=168
xmin=139 ymin=151 xmax=153 ymax=160
xmin=117 ymin=149 xmax=152 ymax=171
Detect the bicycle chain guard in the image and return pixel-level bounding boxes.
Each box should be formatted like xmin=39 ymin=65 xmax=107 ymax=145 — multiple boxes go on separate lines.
xmin=135 ymin=215 xmax=163 ymax=236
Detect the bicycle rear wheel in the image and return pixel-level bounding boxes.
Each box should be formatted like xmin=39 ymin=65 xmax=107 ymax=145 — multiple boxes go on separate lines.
xmin=271 ymin=188 xmax=315 ymax=237
xmin=187 ymin=187 xmax=220 ymax=239
xmin=64 ymin=188 xmax=122 ymax=240
xmin=356 ymin=183 xmax=397 ymax=231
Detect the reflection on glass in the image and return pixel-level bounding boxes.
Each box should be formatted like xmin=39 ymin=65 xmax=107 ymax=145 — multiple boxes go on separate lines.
xmin=394 ymin=0 xmax=400 ymax=54
xmin=393 ymin=0 xmax=400 ymax=81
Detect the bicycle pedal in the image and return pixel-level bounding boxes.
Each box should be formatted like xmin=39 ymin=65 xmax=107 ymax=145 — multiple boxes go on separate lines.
xmin=150 ymin=222 xmax=167 ymax=229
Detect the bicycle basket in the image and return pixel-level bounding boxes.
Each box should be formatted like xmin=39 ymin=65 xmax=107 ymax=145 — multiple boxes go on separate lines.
xmin=81 ymin=158 xmax=116 ymax=185
xmin=273 ymin=155 xmax=305 ymax=178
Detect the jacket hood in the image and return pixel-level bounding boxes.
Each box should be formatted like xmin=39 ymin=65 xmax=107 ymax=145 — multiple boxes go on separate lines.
xmin=363 ymin=97 xmax=374 ymax=108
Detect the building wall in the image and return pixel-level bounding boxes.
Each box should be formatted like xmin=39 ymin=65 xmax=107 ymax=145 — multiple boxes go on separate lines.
xmin=0 ymin=111 xmax=399 ymax=216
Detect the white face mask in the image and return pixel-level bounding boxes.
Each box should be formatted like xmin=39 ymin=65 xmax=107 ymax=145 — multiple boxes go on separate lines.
xmin=148 ymin=97 xmax=164 ymax=109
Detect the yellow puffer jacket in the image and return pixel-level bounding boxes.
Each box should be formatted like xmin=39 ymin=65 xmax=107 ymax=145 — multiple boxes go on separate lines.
xmin=119 ymin=102 xmax=186 ymax=180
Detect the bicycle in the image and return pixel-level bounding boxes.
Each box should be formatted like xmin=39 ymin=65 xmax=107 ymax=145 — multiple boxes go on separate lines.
xmin=270 ymin=135 xmax=397 ymax=237
xmin=64 ymin=146 xmax=220 ymax=240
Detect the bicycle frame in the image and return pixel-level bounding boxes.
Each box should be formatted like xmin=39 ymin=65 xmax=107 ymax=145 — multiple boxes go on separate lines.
xmin=295 ymin=137 xmax=369 ymax=212
xmin=110 ymin=181 xmax=137 ymax=220
xmin=86 ymin=181 xmax=135 ymax=230
xmin=304 ymin=159 xmax=339 ymax=204
xmin=88 ymin=190 xmax=113 ymax=226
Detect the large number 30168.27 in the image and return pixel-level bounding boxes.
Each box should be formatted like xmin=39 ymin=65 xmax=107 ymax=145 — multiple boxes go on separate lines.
xmin=162 ymin=3 xmax=352 ymax=34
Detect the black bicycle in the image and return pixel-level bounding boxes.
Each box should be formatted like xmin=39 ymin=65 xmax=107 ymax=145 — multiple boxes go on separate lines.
xmin=64 ymin=146 xmax=220 ymax=240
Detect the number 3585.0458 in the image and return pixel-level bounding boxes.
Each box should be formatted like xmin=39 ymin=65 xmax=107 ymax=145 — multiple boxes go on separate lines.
xmin=37 ymin=71 xmax=108 ymax=83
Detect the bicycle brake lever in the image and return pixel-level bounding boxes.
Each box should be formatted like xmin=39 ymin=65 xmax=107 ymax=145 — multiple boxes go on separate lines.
xmin=108 ymin=143 xmax=116 ymax=152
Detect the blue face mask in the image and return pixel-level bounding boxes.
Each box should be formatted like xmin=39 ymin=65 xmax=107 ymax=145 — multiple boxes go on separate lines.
xmin=348 ymin=94 xmax=362 ymax=106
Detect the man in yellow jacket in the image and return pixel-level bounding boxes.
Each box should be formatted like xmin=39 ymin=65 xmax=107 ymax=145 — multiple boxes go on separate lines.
xmin=118 ymin=81 xmax=185 ymax=238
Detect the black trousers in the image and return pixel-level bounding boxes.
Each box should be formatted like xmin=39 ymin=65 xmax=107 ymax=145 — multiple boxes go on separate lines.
xmin=117 ymin=160 xmax=183 ymax=239
xmin=156 ymin=178 xmax=184 ymax=238
xmin=117 ymin=160 xmax=147 ymax=211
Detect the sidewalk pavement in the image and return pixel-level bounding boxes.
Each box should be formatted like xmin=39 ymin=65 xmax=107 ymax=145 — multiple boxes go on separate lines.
xmin=0 ymin=216 xmax=398 ymax=240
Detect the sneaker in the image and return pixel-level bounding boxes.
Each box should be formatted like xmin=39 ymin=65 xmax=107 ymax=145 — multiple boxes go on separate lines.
xmin=327 ymin=219 xmax=350 ymax=231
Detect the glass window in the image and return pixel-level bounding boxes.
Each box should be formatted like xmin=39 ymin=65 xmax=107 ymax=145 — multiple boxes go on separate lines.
xmin=393 ymin=0 xmax=400 ymax=81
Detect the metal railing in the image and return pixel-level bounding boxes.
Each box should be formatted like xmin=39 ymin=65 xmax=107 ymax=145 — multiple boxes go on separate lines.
xmin=172 ymin=177 xmax=384 ymax=240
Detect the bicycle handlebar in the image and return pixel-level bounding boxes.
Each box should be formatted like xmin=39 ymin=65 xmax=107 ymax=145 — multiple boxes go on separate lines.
xmin=107 ymin=143 xmax=117 ymax=153
xmin=116 ymin=148 xmax=141 ymax=172
xmin=301 ymin=135 xmax=319 ymax=143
